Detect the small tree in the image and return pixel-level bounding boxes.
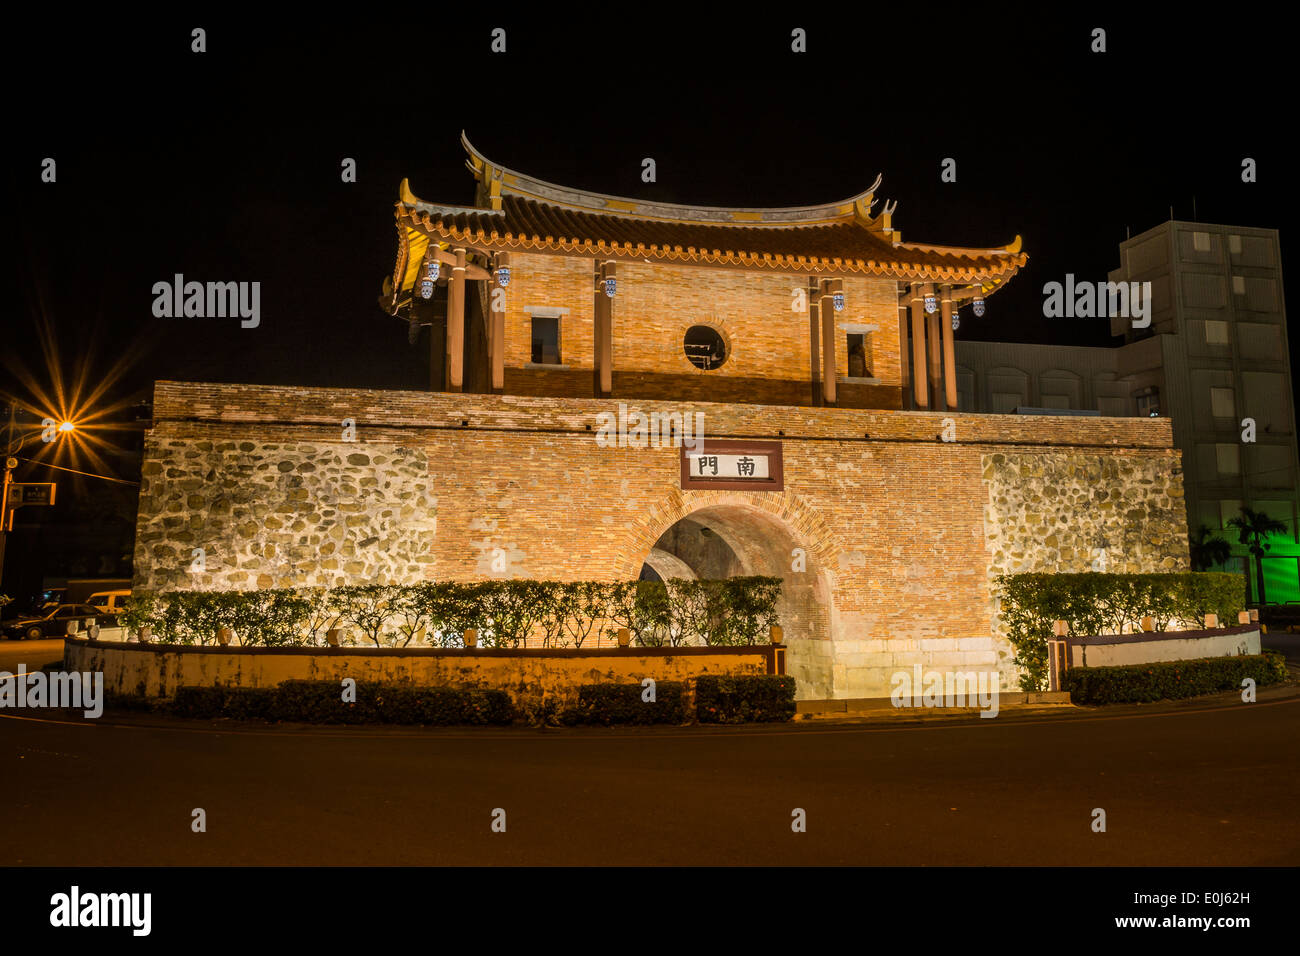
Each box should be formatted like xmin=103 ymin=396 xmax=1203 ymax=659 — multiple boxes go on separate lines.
xmin=390 ymin=583 xmax=433 ymax=648
xmin=558 ymin=581 xmax=608 ymax=648
xmin=1227 ymin=507 xmax=1288 ymax=605
xmin=1189 ymin=524 xmax=1232 ymax=572
xmin=337 ymin=584 xmax=397 ymax=647
xmin=118 ymin=591 xmax=161 ymax=638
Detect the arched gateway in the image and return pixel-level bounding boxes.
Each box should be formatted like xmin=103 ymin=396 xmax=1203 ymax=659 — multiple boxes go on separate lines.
xmin=632 ymin=497 xmax=835 ymax=699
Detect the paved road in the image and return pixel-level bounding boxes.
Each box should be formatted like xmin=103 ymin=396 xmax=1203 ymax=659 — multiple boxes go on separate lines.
xmin=2 ymin=639 xmax=1297 ymax=866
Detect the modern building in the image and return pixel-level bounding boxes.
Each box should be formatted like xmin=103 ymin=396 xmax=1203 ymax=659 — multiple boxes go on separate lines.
xmin=954 ymin=221 xmax=1298 ymax=601
xmin=131 ymin=138 xmax=1191 ymax=699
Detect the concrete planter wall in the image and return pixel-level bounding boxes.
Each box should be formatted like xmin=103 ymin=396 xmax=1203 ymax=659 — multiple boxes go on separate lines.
xmin=63 ymin=637 xmax=783 ymax=711
xmin=1065 ymin=625 xmax=1261 ymax=668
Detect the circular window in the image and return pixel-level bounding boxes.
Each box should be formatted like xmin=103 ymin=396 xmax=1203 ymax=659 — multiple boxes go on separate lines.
xmin=683 ymin=325 xmax=727 ymax=370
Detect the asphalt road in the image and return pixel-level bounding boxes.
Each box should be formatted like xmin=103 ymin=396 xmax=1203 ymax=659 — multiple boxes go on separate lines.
xmin=2 ymin=640 xmax=1298 ymax=866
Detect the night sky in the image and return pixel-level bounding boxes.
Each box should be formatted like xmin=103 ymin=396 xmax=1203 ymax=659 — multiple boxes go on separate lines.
xmin=5 ymin=10 xmax=1293 ymax=443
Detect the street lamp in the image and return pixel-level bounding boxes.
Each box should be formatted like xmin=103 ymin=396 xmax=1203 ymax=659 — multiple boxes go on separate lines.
xmin=0 ymin=415 xmax=75 ymax=599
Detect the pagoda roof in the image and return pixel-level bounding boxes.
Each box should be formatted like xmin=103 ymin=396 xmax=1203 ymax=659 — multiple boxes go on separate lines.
xmin=391 ymin=134 xmax=1027 ymax=287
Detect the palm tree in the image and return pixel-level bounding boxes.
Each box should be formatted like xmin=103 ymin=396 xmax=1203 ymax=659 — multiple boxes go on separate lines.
xmin=1226 ymin=506 xmax=1289 ymax=605
xmin=1188 ymin=524 xmax=1232 ymax=571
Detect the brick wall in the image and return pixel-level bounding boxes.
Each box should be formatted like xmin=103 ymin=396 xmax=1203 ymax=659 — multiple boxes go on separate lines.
xmin=500 ymin=253 xmax=902 ymax=407
xmin=139 ymin=381 xmax=1189 ymax=698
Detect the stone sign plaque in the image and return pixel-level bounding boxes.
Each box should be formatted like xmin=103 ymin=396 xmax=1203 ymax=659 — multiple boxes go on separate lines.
xmin=680 ymin=440 xmax=784 ymax=491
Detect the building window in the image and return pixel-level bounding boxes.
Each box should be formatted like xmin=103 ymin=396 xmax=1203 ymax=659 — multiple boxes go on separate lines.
xmin=1204 ymin=320 xmax=1230 ymax=345
xmin=683 ymin=325 xmax=727 ymax=370
xmin=1219 ymin=499 xmax=1243 ymax=529
xmin=1193 ymin=231 xmax=1210 ymax=253
xmin=1216 ymin=443 xmax=1240 ymax=475
xmin=1232 ymin=275 xmax=1246 ymax=296
xmin=1210 ymin=386 xmax=1235 ymax=419
xmin=845 ymin=332 xmax=873 ymax=378
xmin=531 ymin=315 xmax=561 ymax=365
xmin=1135 ymin=386 xmax=1160 ymax=417
xmin=1229 ymin=234 xmax=1242 ymax=255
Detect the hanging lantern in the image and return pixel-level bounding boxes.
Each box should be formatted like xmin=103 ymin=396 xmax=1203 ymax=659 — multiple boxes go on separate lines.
xmin=832 ymin=292 xmax=845 ymax=312
xmin=424 ymin=259 xmax=440 ymax=281
xmin=924 ymin=293 xmax=938 ymax=315
xmin=951 ymin=314 xmax=960 ymax=331
xmin=972 ymin=296 xmax=986 ymax=318
xmin=419 ymin=278 xmax=434 ymax=300
xmin=495 ymin=266 xmax=511 ymax=288
xmin=604 ymin=277 xmax=617 ymax=298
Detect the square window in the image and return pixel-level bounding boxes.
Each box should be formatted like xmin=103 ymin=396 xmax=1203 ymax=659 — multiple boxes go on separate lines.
xmin=1210 ymin=387 xmax=1235 ymax=418
xmin=845 ymin=332 xmax=873 ymax=377
xmin=1193 ymin=231 xmax=1210 ymax=252
xmin=1205 ymin=320 xmax=1230 ymax=345
xmin=1216 ymin=443 xmax=1240 ymax=475
xmin=531 ymin=316 xmax=561 ymax=364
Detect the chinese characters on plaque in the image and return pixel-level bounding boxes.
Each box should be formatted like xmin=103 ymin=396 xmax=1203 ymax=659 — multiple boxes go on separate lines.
xmin=687 ymin=453 xmax=770 ymax=480
xmin=679 ymin=441 xmax=784 ymax=491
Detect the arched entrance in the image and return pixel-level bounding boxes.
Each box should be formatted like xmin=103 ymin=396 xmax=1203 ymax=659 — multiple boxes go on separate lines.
xmin=635 ymin=501 xmax=834 ymax=699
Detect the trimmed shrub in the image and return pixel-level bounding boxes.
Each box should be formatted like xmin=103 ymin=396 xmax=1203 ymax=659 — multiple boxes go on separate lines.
xmin=696 ymin=674 xmax=797 ymax=723
xmin=171 ymin=685 xmax=228 ymax=718
xmin=165 ymin=680 xmax=514 ymax=725
xmin=997 ymin=572 xmax=1247 ymax=691
xmin=122 ymin=577 xmax=783 ymax=650
xmin=560 ymin=682 xmax=688 ymax=725
xmin=1062 ymin=652 xmax=1288 ymax=705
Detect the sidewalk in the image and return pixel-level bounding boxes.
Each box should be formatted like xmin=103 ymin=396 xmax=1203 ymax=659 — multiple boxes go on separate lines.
xmin=797 ymin=691 xmax=1073 ymax=721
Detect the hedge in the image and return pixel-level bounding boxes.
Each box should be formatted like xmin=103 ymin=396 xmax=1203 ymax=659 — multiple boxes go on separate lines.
xmin=118 ymin=578 xmax=782 ymax=650
xmin=559 ymin=682 xmax=688 ymax=725
xmin=696 ymin=675 xmax=797 ymax=723
xmin=169 ymin=680 xmax=514 ymax=725
xmin=1062 ymin=652 xmax=1288 ymax=704
xmin=997 ymin=572 xmax=1247 ymax=691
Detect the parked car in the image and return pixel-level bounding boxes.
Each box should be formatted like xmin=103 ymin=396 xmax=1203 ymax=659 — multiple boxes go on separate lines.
xmin=1 ymin=604 xmax=114 ymax=640
xmin=87 ymin=590 xmax=131 ymax=613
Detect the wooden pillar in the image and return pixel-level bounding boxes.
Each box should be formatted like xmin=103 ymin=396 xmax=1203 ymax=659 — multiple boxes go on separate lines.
xmin=594 ymin=260 xmax=614 ymax=397
xmin=924 ymin=282 xmax=942 ymax=411
xmin=489 ymin=252 xmax=507 ymax=394
xmin=601 ymin=261 xmax=614 ymax=396
xmin=940 ymin=283 xmax=957 ymax=410
xmin=909 ymin=284 xmax=928 ymax=409
xmin=808 ymin=278 xmax=822 ymax=406
xmin=898 ymin=298 xmax=910 ymax=403
xmin=820 ymin=279 xmax=838 ymax=406
xmin=446 ymin=248 xmax=466 ymax=392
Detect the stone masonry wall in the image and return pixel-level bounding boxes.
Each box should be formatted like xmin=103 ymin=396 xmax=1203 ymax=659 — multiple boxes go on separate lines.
xmin=134 ymin=437 xmax=436 ymax=592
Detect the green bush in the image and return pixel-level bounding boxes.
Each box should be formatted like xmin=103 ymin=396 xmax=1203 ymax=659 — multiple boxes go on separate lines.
xmin=1062 ymin=653 xmax=1287 ymax=704
xmin=165 ymin=680 xmax=514 ymax=725
xmin=123 ymin=577 xmax=783 ymax=650
xmin=560 ymin=682 xmax=688 ymax=725
xmin=696 ymin=675 xmax=797 ymax=723
xmin=997 ymin=572 xmax=1247 ymax=691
